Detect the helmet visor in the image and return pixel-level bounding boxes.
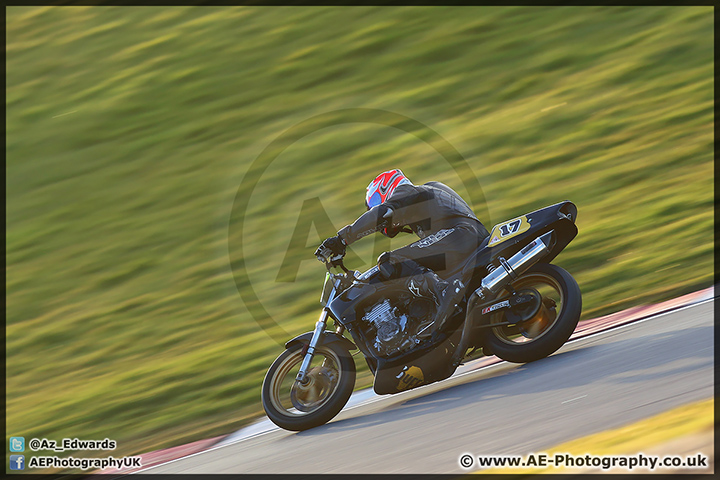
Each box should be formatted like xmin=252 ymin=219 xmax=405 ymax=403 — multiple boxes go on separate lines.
xmin=366 ymin=191 xmax=382 ymax=210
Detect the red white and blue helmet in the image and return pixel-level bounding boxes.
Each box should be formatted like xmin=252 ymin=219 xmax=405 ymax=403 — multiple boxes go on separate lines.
xmin=365 ymin=169 xmax=412 ymax=210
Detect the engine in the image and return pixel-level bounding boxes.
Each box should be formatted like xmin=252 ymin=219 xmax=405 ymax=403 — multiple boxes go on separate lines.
xmin=361 ymin=296 xmax=434 ymax=357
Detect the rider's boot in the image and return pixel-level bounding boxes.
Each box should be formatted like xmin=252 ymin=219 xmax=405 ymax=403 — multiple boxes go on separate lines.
xmin=407 ymin=271 xmax=465 ymax=338
xmin=377 ymin=253 xmax=465 ymax=338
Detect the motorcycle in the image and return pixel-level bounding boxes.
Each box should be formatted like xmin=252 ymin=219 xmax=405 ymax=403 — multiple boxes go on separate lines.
xmin=262 ymin=200 xmax=581 ymax=431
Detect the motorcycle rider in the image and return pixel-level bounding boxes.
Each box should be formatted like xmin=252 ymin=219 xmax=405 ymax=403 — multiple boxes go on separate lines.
xmin=316 ymin=169 xmax=490 ymax=338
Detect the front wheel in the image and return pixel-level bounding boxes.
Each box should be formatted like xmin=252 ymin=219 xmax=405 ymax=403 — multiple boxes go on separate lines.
xmin=261 ymin=342 xmax=355 ymax=431
xmin=484 ymin=263 xmax=581 ymax=363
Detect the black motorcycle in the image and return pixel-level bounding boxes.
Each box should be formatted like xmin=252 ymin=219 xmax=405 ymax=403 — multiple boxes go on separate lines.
xmin=262 ymin=201 xmax=581 ymax=431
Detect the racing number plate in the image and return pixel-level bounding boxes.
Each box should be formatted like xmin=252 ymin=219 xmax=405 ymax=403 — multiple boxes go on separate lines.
xmin=487 ymin=215 xmax=531 ymax=247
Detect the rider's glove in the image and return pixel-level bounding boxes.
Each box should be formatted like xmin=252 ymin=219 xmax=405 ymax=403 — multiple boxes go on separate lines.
xmin=316 ymin=236 xmax=346 ymax=262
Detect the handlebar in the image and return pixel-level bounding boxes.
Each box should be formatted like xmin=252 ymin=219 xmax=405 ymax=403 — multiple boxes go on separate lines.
xmin=328 ymin=254 xmax=349 ymax=273
xmin=314 ymin=251 xmax=372 ymax=288
xmin=314 ymin=247 xmax=349 ymax=273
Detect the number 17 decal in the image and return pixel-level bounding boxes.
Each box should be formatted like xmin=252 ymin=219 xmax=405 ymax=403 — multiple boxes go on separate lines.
xmin=488 ymin=215 xmax=531 ymax=247
xmin=498 ymin=219 xmax=522 ymax=236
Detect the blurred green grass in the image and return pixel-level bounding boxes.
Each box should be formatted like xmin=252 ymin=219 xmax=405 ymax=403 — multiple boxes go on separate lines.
xmin=6 ymin=6 xmax=713 ymax=469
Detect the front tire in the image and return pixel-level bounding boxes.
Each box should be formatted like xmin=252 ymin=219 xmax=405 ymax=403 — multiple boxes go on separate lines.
xmin=261 ymin=342 xmax=355 ymax=431
xmin=484 ymin=263 xmax=581 ymax=363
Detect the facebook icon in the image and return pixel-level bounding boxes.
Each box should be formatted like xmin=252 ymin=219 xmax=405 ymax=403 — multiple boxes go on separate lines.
xmin=10 ymin=455 xmax=25 ymax=470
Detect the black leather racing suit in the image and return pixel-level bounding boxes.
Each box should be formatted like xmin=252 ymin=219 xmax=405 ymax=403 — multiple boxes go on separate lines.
xmin=337 ymin=182 xmax=489 ymax=280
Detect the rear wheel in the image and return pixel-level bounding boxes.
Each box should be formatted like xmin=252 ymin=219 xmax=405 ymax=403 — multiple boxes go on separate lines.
xmin=261 ymin=342 xmax=355 ymax=431
xmin=484 ymin=263 xmax=581 ymax=363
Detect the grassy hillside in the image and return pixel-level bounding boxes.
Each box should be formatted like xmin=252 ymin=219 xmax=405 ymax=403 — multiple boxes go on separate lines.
xmin=6 ymin=6 xmax=713 ymax=470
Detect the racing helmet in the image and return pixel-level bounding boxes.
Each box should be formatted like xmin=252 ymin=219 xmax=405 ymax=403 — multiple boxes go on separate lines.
xmin=365 ymin=169 xmax=412 ymax=210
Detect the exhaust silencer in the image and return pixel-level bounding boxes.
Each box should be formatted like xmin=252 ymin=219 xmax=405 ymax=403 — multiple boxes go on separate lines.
xmin=449 ymin=231 xmax=555 ymax=370
xmin=475 ymin=231 xmax=554 ymax=299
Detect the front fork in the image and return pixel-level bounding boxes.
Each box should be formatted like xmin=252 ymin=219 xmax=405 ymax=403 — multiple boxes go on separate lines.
xmin=295 ymin=309 xmax=330 ymax=384
xmin=295 ymin=311 xmax=346 ymax=384
xmin=296 ymin=277 xmax=344 ymax=384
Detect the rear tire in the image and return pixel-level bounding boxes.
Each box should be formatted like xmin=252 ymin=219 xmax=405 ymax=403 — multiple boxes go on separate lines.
xmin=261 ymin=342 xmax=355 ymax=431
xmin=484 ymin=263 xmax=581 ymax=363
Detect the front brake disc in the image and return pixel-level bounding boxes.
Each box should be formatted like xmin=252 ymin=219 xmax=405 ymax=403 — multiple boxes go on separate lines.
xmin=290 ymin=366 xmax=335 ymax=412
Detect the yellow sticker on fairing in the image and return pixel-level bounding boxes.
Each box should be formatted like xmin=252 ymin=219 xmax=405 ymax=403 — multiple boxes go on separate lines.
xmin=396 ymin=366 xmax=424 ymax=391
xmin=487 ymin=215 xmax=531 ymax=247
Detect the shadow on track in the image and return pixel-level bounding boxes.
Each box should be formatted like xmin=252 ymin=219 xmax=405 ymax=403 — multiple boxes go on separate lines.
xmin=293 ymin=323 xmax=712 ymax=436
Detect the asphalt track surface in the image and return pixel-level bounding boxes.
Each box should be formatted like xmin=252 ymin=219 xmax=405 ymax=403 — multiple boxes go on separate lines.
xmin=146 ymin=300 xmax=713 ymax=474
